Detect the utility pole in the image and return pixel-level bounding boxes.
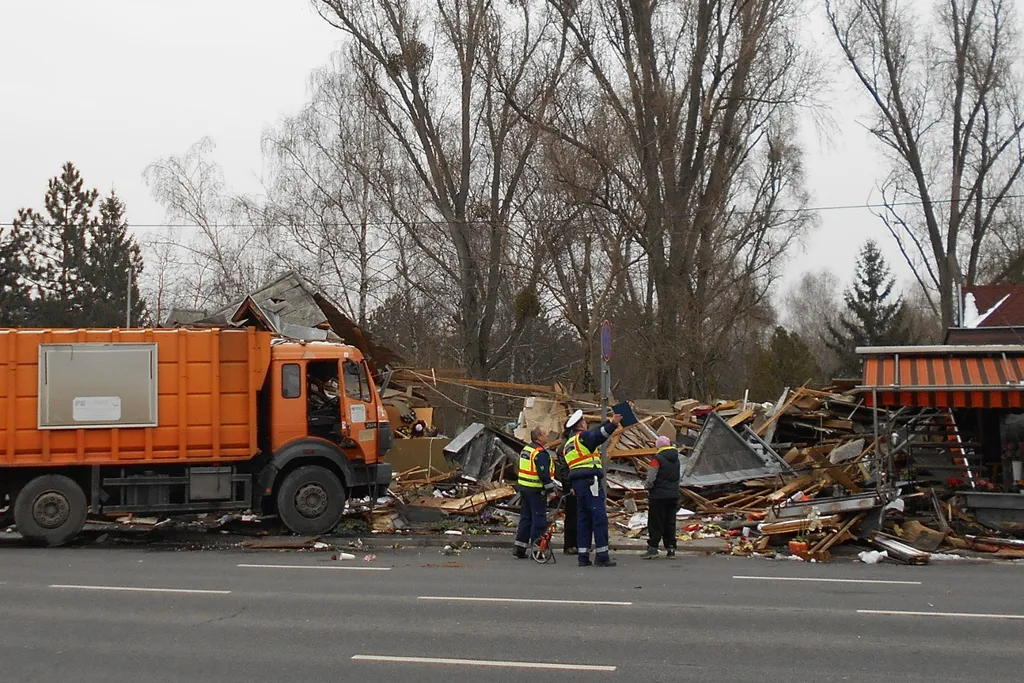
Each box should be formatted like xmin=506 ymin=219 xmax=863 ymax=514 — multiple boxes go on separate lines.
xmin=600 ymin=320 xmax=612 ymax=492
xmin=126 ymin=268 xmax=132 ymax=328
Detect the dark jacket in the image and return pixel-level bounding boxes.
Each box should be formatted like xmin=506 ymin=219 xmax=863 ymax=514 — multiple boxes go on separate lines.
xmin=553 ymin=450 xmax=571 ymax=488
xmin=645 ymin=446 xmax=681 ymax=500
xmin=563 ymin=420 xmax=617 ymax=481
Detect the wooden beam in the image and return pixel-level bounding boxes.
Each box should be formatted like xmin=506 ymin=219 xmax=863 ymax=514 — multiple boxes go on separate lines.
xmin=811 ymin=513 xmax=866 ymax=554
xmin=727 ymin=408 xmax=756 ymax=428
xmin=393 ymin=372 xmax=559 ymax=395
xmin=755 ymin=385 xmax=807 ymax=438
xmin=804 ymin=449 xmax=863 ymax=493
xmin=608 ymin=448 xmax=659 ymax=459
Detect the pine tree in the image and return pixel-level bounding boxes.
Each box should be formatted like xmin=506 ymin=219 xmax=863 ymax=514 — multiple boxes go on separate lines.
xmin=749 ymin=326 xmax=822 ymax=401
xmin=16 ymin=163 xmax=98 ymax=326
xmin=826 ymin=240 xmax=914 ymax=376
xmin=84 ymin=191 xmax=147 ymax=326
xmin=0 ymin=224 xmax=33 ymax=326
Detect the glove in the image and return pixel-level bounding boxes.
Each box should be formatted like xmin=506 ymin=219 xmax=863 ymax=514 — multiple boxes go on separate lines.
xmin=543 ymin=481 xmax=556 ymax=493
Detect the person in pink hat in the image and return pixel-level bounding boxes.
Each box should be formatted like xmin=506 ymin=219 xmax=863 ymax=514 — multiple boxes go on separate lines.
xmin=644 ymin=435 xmax=681 ymax=559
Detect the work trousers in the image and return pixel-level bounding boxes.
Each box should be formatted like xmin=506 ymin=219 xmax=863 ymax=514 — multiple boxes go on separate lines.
xmin=562 ymin=492 xmax=578 ymax=551
xmin=572 ymin=477 xmax=610 ymax=562
xmin=514 ymin=489 xmax=547 ymax=551
xmin=648 ymin=497 xmax=679 ymax=551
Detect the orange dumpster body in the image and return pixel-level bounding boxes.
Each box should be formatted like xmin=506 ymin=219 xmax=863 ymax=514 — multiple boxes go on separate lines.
xmin=0 ymin=327 xmax=269 ymax=467
xmin=0 ymin=327 xmax=393 ymax=546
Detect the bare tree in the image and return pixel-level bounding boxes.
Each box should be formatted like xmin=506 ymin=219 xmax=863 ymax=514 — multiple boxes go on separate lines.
xmin=143 ymin=138 xmax=278 ymax=309
xmin=782 ymin=269 xmax=843 ymax=378
xmin=261 ymin=54 xmax=398 ymax=326
xmin=312 ymin=0 xmax=561 ymax=411
xmin=524 ymin=0 xmax=818 ymax=399
xmin=826 ymin=0 xmax=1024 ymax=328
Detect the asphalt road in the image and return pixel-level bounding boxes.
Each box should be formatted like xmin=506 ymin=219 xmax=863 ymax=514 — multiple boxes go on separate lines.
xmin=1 ymin=546 xmax=1022 ymax=683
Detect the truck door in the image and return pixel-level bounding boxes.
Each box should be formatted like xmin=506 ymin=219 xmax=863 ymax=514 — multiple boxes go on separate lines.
xmin=340 ymin=359 xmax=377 ymax=461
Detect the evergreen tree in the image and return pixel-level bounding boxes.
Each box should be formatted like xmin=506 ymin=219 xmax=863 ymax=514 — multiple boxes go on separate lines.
xmin=84 ymin=191 xmax=147 ymax=326
xmin=0 ymin=224 xmax=33 ymax=326
xmin=749 ymin=326 xmax=822 ymax=401
xmin=16 ymin=163 xmax=97 ymax=326
xmin=826 ymin=240 xmax=914 ymax=376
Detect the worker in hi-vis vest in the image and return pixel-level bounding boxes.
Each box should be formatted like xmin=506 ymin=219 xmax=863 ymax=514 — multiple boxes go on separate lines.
xmin=561 ymin=409 xmax=623 ymax=567
xmin=513 ymin=426 xmax=555 ymax=558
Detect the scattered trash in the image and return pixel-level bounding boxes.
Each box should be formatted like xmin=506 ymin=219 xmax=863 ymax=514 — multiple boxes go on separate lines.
xmin=627 ymin=512 xmax=649 ymax=530
xmin=858 ymin=550 xmax=888 ymax=564
xmin=363 ymin=554 xmax=377 ymax=562
xmin=884 ymin=498 xmax=906 ymax=513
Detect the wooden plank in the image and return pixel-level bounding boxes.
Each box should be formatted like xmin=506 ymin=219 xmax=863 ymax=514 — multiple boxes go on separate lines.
xmin=783 ymin=447 xmax=811 ymax=466
xmin=606 ymin=432 xmax=623 ymax=452
xmin=707 ymin=490 xmax=753 ymax=505
xmin=727 ymin=408 xmax=756 ymax=428
xmin=393 ymin=371 xmax=556 ymax=394
xmin=792 ymin=395 xmax=824 ymax=411
xmin=764 ymin=475 xmax=817 ymax=503
xmin=608 ymin=448 xmax=659 ymax=459
xmin=755 ymin=385 xmax=806 ymax=439
xmin=804 ymin=449 xmax=863 ymax=493
xmin=439 ymin=485 xmax=517 ymax=515
xmin=810 ymin=513 xmax=866 ymax=553
xmin=759 ymin=516 xmax=842 ymax=535
xmin=680 ymin=488 xmax=730 ymax=514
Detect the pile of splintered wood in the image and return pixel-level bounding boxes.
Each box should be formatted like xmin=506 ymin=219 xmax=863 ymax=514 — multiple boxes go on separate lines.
xmin=516 ymin=385 xmax=896 ymax=559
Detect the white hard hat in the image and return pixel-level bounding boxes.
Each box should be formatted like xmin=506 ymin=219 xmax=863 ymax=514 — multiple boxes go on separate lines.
xmin=565 ymin=409 xmax=584 ymax=430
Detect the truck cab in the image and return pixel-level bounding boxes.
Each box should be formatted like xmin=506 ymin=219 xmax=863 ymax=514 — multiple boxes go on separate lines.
xmin=257 ymin=340 xmax=394 ymax=535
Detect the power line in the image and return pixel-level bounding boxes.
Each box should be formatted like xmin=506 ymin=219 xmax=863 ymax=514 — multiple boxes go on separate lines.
xmin=3 ymin=193 xmax=1022 ymax=230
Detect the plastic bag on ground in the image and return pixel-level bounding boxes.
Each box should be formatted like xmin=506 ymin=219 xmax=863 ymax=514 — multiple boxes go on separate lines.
xmin=858 ymin=550 xmax=888 ymax=564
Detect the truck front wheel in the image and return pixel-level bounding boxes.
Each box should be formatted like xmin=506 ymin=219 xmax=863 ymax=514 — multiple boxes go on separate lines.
xmin=276 ymin=465 xmax=346 ymax=536
xmin=14 ymin=475 xmax=88 ymax=547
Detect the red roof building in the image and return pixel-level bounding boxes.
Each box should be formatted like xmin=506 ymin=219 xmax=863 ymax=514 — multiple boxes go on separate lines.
xmin=945 ymin=284 xmax=1024 ymax=344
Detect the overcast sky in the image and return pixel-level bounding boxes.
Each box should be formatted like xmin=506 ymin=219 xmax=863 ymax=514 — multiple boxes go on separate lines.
xmin=0 ymin=0 xmax=913 ymax=302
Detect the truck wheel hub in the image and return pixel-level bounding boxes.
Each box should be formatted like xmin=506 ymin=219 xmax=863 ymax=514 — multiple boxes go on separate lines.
xmin=294 ymin=483 xmax=328 ymax=518
xmin=33 ymin=491 xmax=70 ymax=529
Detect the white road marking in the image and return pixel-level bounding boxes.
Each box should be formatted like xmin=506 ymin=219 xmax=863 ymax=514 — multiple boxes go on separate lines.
xmin=418 ymin=596 xmax=631 ymax=606
xmin=734 ymin=575 xmax=921 ymax=586
xmin=237 ymin=563 xmax=390 ymax=572
xmin=859 ymin=609 xmax=1024 ymax=620
xmin=352 ymin=655 xmax=616 ymax=671
xmin=50 ymin=585 xmax=230 ymax=594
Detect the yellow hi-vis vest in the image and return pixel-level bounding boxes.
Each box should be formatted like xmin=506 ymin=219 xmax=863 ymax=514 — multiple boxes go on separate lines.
xmin=563 ymin=433 xmax=602 ymax=472
xmin=518 ymin=445 xmax=544 ymax=488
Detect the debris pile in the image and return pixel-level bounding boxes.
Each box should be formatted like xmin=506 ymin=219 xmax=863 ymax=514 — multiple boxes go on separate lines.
xmin=368 ymin=383 xmax=1024 ymax=564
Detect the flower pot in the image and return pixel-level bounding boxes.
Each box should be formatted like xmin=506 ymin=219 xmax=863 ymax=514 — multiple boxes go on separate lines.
xmin=788 ymin=540 xmax=809 ymax=555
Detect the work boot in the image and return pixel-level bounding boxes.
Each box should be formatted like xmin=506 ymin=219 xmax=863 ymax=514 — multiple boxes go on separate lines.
xmin=578 ymin=553 xmax=592 ymax=567
xmin=563 ymin=546 xmax=578 ymax=555
xmin=513 ymin=548 xmax=527 ymax=559
xmin=642 ymin=547 xmax=659 ymax=560
xmin=594 ymin=557 xmax=617 ymax=567
xmin=666 ymin=548 xmax=677 ymax=559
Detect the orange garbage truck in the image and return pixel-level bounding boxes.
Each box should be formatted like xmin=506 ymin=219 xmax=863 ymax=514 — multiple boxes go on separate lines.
xmin=0 ymin=326 xmax=393 ymax=546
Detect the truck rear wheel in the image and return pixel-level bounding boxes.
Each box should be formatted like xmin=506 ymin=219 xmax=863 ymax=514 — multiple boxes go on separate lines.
xmin=14 ymin=475 xmax=88 ymax=547
xmin=276 ymin=465 xmax=346 ymax=536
